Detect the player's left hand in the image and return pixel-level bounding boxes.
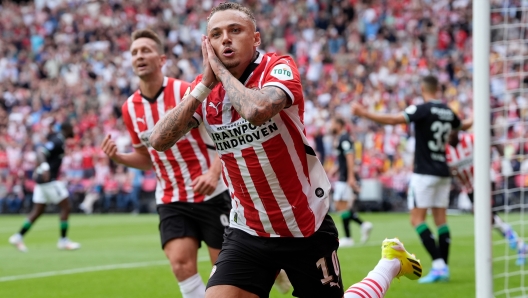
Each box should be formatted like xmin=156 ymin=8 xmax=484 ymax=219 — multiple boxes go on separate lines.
xmin=351 ymin=102 xmax=366 ymax=118
xmin=192 ymin=172 xmax=218 ymax=195
xmin=201 ymin=35 xmax=219 ymax=88
xmin=348 ymin=179 xmax=361 ymax=193
xmin=203 ymin=37 xmax=225 ymax=79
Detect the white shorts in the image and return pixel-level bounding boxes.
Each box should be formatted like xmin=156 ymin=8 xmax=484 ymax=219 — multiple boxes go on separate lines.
xmin=33 ymin=181 xmax=69 ymax=204
xmin=333 ymin=181 xmax=354 ymax=202
xmin=407 ymin=174 xmax=451 ymax=209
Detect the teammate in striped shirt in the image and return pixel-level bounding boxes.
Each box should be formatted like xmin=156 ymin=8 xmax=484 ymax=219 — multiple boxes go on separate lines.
xmin=149 ymin=3 xmax=421 ymax=297
xmin=447 ymin=132 xmax=526 ymax=265
xmin=100 ymin=29 xmax=231 ymax=298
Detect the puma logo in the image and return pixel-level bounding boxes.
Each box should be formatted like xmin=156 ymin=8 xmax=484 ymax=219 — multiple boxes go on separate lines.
xmin=208 ymin=102 xmax=222 ymax=115
xmin=329 ymin=282 xmax=341 ymax=288
xmin=136 ymin=117 xmax=146 ymax=124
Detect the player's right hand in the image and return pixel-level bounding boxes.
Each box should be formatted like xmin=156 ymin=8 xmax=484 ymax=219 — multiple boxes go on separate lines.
xmin=33 ymin=166 xmax=50 ymax=184
xmin=101 ymin=135 xmax=119 ymax=161
xmin=351 ymin=102 xmax=366 ymax=117
xmin=201 ymin=35 xmax=219 ymax=89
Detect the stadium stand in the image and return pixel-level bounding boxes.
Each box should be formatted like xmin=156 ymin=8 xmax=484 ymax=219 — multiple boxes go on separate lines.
xmin=0 ymin=0 xmax=516 ymax=215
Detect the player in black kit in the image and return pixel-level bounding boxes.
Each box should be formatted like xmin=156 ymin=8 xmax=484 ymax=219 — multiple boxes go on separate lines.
xmin=9 ymin=122 xmax=80 ymax=252
xmin=330 ymin=117 xmax=372 ymax=247
xmin=351 ymin=75 xmax=472 ymax=283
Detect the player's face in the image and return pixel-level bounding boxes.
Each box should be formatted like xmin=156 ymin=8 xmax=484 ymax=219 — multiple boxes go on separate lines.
xmin=62 ymin=127 xmax=74 ymax=139
xmin=207 ymin=10 xmax=261 ymax=71
xmin=130 ymin=38 xmax=166 ymax=78
xmin=330 ymin=120 xmax=341 ymax=135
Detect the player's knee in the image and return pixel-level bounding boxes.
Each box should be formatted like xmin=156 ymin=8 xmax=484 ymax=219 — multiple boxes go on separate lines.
xmin=169 ymin=256 xmax=197 ymax=280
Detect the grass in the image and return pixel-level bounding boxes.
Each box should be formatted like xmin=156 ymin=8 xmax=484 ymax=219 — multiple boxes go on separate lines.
xmin=0 ymin=213 xmax=525 ymax=297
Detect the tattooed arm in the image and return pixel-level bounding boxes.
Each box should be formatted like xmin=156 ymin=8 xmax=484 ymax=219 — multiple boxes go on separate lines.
xmin=218 ymin=75 xmax=289 ymax=126
xmin=149 ymin=97 xmax=201 ymax=152
xmin=204 ymin=38 xmax=290 ymax=126
xmin=150 ymin=36 xmax=219 ymax=152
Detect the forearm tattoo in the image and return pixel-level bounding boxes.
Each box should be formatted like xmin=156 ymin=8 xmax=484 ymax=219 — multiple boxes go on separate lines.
xmin=149 ymin=95 xmax=200 ymax=152
xmin=211 ymin=56 xmax=289 ymax=125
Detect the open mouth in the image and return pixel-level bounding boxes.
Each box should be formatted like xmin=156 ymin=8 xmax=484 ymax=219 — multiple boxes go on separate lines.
xmin=137 ymin=63 xmax=148 ymax=70
xmin=223 ymin=48 xmax=235 ymax=57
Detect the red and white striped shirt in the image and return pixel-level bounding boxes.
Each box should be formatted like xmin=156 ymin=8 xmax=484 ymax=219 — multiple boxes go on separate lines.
xmin=193 ymin=53 xmax=331 ymax=238
xmin=122 ymin=77 xmax=227 ymax=205
xmin=446 ymin=133 xmax=474 ymax=193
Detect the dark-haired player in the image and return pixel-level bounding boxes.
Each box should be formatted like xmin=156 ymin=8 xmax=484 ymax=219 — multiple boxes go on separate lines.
xmin=447 ymin=131 xmax=526 ymax=265
xmin=330 ymin=117 xmax=372 ymax=247
xmin=150 ymin=3 xmax=422 ymax=297
xmin=352 ymin=75 xmax=472 ymax=283
xmin=9 ymin=122 xmax=80 ymax=252
xmin=101 ymin=29 xmax=233 ymax=298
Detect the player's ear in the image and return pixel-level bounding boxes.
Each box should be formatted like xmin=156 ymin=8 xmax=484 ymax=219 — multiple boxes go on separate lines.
xmin=254 ymin=31 xmax=261 ymax=48
xmin=160 ymin=54 xmax=167 ymax=65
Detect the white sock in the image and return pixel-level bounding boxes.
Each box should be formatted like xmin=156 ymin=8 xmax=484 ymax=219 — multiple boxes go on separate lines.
xmin=493 ymin=215 xmax=511 ymax=235
xmin=178 ymin=273 xmax=206 ymax=298
xmin=432 ymin=258 xmax=446 ymax=270
xmin=344 ymin=258 xmax=400 ymax=298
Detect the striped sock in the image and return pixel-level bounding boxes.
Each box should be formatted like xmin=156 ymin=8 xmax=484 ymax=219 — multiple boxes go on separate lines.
xmin=344 ymin=258 xmax=399 ymax=298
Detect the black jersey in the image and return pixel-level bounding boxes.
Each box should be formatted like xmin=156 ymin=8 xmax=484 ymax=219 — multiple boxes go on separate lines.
xmin=41 ymin=133 xmax=66 ymax=181
xmin=336 ymin=132 xmax=354 ymax=182
xmin=403 ymin=100 xmax=461 ymax=177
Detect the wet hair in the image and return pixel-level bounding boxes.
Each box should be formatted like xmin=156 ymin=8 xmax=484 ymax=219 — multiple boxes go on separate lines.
xmin=60 ymin=121 xmax=73 ymax=132
xmin=131 ymin=29 xmax=164 ymax=54
xmin=334 ymin=117 xmax=346 ymax=127
xmin=421 ymin=75 xmax=439 ymax=94
xmin=207 ymin=2 xmax=257 ymax=29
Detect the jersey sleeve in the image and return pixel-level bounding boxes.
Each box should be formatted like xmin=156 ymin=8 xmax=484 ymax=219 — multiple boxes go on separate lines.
xmin=121 ymin=102 xmax=143 ymax=148
xmin=41 ymin=140 xmax=55 ymax=157
xmin=178 ymin=80 xmax=192 ymax=99
xmin=261 ymin=56 xmax=303 ymax=106
xmin=451 ymin=113 xmax=462 ymax=130
xmin=403 ymin=104 xmax=429 ymax=123
xmin=340 ymin=136 xmax=354 ymax=155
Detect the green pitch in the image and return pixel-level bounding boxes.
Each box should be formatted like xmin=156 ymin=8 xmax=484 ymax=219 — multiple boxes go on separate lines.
xmin=0 ymin=213 xmax=523 ymax=297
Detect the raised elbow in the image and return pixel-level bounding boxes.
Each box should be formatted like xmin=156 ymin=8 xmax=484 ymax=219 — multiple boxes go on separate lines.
xmin=245 ymin=109 xmax=269 ymax=126
xmin=149 ymin=134 xmax=171 ymax=152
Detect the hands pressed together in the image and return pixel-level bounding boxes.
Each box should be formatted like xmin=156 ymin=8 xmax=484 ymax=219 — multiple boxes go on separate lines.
xmin=200 ymin=35 xmax=223 ymax=89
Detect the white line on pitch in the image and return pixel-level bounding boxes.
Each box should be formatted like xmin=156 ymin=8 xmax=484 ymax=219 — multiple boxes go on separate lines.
xmin=0 ymin=256 xmax=210 ymax=282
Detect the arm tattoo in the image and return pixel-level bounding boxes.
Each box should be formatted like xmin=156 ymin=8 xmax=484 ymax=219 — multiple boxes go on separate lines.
xmin=149 ymin=95 xmax=201 ymax=152
xmin=212 ymin=56 xmax=290 ymax=126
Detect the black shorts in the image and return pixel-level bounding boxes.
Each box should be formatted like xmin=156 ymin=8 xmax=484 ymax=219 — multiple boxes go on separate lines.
xmin=467 ymin=190 xmax=498 ymax=216
xmin=467 ymin=183 xmax=496 ymax=208
xmin=157 ymin=191 xmax=231 ymax=249
xmin=207 ymin=215 xmax=344 ymax=298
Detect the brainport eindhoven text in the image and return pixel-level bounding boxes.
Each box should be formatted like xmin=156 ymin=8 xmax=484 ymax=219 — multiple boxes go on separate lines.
xmin=211 ymin=119 xmax=279 ymax=150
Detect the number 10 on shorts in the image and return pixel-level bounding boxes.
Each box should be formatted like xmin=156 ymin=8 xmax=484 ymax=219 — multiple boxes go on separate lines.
xmin=316 ymin=250 xmax=341 ymax=285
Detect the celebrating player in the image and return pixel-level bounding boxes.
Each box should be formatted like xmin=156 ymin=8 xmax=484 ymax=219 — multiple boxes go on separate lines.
xmin=9 ymin=122 xmax=80 ymax=252
xmin=447 ymin=131 xmax=526 ymax=265
xmin=149 ymin=3 xmax=421 ymax=297
xmin=352 ymin=75 xmax=472 ymax=284
xmin=101 ymin=29 xmax=231 ymax=298
xmin=330 ymin=117 xmax=373 ymax=247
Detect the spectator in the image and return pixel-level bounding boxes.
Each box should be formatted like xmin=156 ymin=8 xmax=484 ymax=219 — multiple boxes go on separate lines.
xmin=0 ymin=0 xmax=519 ymax=213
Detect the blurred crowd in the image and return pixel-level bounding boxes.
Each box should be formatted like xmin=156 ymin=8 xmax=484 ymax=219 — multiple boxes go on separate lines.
xmin=0 ymin=0 xmax=526 ymax=213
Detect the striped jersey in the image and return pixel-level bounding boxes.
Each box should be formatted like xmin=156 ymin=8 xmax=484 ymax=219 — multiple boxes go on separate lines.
xmin=193 ymin=52 xmax=331 ymax=238
xmin=122 ymin=77 xmax=227 ymax=205
xmin=446 ymin=133 xmax=474 ymax=193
